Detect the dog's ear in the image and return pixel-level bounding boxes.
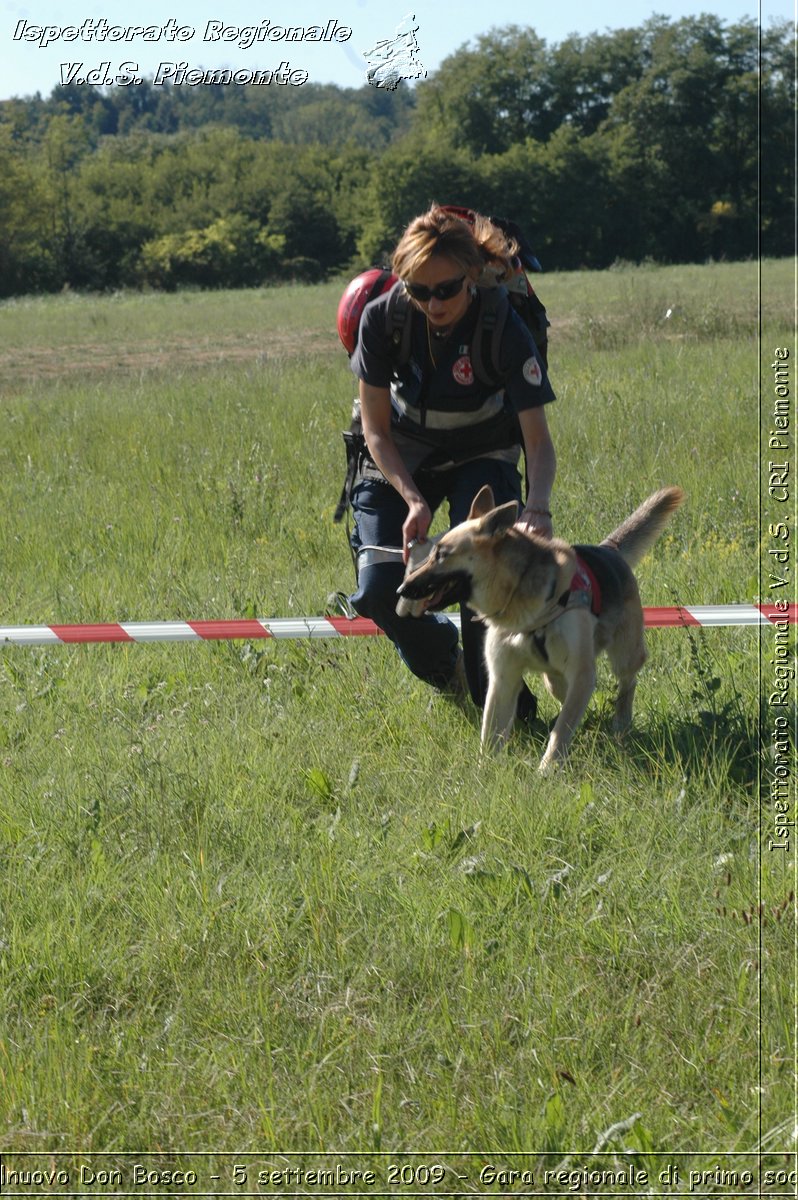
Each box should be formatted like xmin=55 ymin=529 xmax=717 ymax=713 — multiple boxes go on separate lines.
xmin=478 ymin=500 xmax=519 ymax=538
xmin=468 ymin=485 xmax=496 ymax=520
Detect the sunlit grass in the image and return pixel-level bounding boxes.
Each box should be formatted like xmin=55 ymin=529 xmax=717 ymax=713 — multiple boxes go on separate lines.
xmin=0 ymin=262 xmax=792 ymax=1173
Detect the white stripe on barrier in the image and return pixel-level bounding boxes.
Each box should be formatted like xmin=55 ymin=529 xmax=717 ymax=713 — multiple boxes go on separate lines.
xmin=120 ymin=622 xmax=201 ymax=642
xmin=684 ymin=605 xmax=771 ymax=626
xmin=264 ymin=619 xmax=343 ymax=639
xmin=0 ymin=625 xmax=64 ymax=646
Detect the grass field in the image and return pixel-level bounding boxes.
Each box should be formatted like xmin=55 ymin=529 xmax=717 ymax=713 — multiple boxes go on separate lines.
xmin=0 ymin=259 xmax=794 ymax=1191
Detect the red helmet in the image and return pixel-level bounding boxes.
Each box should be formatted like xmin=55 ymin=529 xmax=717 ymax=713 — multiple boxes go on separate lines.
xmin=337 ymin=268 xmax=397 ymax=354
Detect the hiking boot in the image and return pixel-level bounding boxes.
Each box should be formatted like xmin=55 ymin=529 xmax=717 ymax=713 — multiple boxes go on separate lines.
xmin=428 ymin=648 xmax=471 ymax=710
xmin=448 ymin=647 xmax=470 ymax=699
xmin=325 ymin=591 xmax=358 ymax=620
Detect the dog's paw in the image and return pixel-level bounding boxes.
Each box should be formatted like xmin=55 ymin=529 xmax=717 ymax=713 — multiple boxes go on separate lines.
xmin=538 ymin=739 xmax=571 ymax=773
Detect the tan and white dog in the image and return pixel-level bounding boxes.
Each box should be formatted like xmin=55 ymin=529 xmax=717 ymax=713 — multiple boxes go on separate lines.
xmin=397 ymin=484 xmax=684 ymax=771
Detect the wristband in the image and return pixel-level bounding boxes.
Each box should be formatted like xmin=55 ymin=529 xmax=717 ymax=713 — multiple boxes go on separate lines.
xmin=524 ymin=506 xmax=552 ymax=518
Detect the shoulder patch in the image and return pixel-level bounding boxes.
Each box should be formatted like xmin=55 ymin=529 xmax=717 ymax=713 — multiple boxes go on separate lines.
xmin=522 ymin=356 xmax=543 ymax=387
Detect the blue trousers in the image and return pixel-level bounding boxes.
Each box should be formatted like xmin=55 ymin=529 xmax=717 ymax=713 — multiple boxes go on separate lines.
xmin=349 ymin=457 xmax=524 ymax=706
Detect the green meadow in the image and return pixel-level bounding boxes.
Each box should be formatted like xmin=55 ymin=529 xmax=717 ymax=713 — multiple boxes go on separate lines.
xmin=0 ymin=260 xmax=793 ymax=1190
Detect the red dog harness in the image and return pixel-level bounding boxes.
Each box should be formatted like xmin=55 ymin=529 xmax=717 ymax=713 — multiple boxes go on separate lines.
xmin=531 ymin=553 xmax=604 ymax=664
xmin=566 ymin=554 xmax=602 ymax=617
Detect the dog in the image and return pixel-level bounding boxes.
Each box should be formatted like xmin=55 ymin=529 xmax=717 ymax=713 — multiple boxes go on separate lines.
xmin=397 ymin=484 xmax=684 ymax=771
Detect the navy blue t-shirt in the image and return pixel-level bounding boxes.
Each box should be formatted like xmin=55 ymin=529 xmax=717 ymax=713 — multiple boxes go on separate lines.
xmin=350 ymin=283 xmax=554 ymax=472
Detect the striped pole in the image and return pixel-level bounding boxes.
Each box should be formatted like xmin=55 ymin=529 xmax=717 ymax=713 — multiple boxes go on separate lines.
xmin=0 ymin=605 xmax=794 ymax=647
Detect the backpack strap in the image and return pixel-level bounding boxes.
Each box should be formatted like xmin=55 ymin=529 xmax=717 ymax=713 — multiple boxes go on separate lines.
xmin=383 ymin=282 xmax=512 ymax=388
xmin=384 ymin=281 xmax=414 ymax=366
xmin=471 ymin=286 xmax=511 ymax=389
xmin=520 ymin=284 xmax=550 ymax=369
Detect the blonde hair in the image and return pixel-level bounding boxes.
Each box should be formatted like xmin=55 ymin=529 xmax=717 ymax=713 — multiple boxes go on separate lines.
xmin=391 ymin=205 xmax=517 ymax=284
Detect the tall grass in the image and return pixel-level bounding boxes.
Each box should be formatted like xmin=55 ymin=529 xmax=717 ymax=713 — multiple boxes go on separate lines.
xmin=0 ymin=261 xmax=792 ymax=1185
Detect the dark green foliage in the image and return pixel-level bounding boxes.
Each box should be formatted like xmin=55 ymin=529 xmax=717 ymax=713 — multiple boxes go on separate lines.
xmin=0 ymin=16 xmax=791 ymax=295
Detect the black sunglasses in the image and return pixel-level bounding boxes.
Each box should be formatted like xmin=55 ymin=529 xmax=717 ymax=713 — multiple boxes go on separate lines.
xmin=403 ymin=275 xmax=466 ymax=303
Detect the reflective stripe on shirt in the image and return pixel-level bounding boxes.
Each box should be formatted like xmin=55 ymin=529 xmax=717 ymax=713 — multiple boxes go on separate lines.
xmin=390 ymin=387 xmax=507 ymax=431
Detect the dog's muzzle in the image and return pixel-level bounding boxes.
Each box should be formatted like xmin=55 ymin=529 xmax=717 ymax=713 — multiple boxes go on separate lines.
xmin=396 ymin=570 xmax=472 ymax=612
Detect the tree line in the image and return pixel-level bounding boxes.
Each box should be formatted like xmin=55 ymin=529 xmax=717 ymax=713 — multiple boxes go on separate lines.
xmin=0 ymin=14 xmax=792 ymax=297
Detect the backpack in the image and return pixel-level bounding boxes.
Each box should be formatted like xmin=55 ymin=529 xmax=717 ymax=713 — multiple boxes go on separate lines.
xmin=435 ymin=205 xmax=549 ymax=375
xmin=333 ymin=207 xmax=549 ymax=522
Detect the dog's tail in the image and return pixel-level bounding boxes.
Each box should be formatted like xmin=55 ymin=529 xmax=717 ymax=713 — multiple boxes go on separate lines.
xmin=601 ymin=486 xmax=684 ymax=567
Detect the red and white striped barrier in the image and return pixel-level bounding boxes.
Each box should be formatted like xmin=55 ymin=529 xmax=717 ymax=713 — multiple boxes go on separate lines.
xmin=0 ymin=605 xmax=794 ymax=646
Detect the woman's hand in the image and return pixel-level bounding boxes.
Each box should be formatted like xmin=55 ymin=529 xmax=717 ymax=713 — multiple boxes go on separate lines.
xmin=517 ymin=504 xmax=553 ymax=539
xmin=402 ymin=498 xmax=432 ymax=561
